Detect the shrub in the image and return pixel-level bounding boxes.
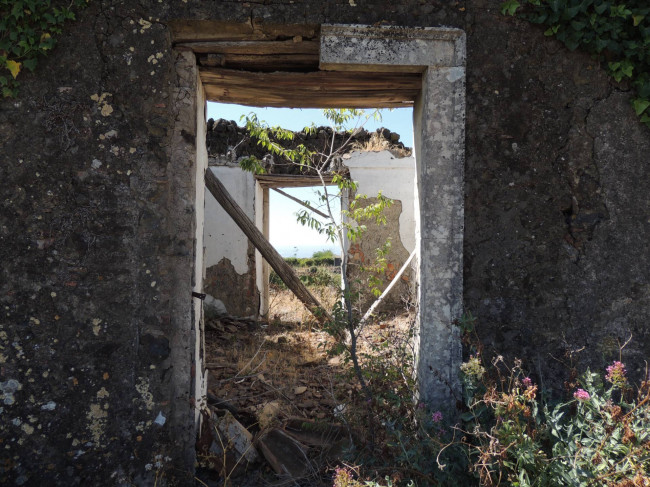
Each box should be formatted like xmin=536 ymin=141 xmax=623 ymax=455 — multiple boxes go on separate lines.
xmin=461 ymin=356 xmax=650 ymax=486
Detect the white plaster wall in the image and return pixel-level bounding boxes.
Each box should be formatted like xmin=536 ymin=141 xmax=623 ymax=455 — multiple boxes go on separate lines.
xmin=345 ymin=151 xmax=416 ymax=252
xmin=193 ymin=79 xmax=208 ymax=427
xmin=204 ymin=166 xmax=256 ymax=275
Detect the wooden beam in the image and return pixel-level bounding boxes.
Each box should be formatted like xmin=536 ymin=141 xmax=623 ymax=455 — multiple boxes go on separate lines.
xmin=169 ymin=20 xmax=318 ymax=43
xmin=272 ymin=187 xmax=330 ymax=220
xmin=203 ymin=85 xmax=416 ymax=108
xmin=201 ymin=68 xmax=420 ymax=107
xmin=201 ymin=68 xmax=421 ymax=92
xmin=255 ymin=174 xmax=335 ymax=188
xmin=180 ymin=40 xmax=319 ymax=55
xmin=200 ymin=53 xmax=318 ymax=71
xmin=205 ymin=168 xmax=331 ymax=323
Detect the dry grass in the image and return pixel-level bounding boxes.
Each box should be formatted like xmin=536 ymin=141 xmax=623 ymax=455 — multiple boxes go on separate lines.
xmin=268 ymin=285 xmax=340 ymax=327
xmin=351 ymin=132 xmax=412 ymax=157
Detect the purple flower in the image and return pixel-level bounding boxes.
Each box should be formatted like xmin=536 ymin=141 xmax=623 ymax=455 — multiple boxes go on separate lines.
xmin=605 ymin=361 xmax=627 ymax=387
xmin=522 ymin=377 xmax=532 ymax=388
xmin=573 ymin=389 xmax=590 ymax=401
xmin=432 ymin=411 xmax=443 ymax=423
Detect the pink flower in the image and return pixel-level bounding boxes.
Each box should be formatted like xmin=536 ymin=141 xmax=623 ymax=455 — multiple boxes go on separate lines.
xmin=432 ymin=411 xmax=443 ymax=423
xmin=522 ymin=377 xmax=532 ymax=388
xmin=573 ymin=389 xmax=590 ymax=401
xmin=606 ymin=361 xmax=627 ymax=387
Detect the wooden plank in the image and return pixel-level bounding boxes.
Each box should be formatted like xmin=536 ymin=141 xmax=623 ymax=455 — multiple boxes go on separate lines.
xmin=200 ymin=68 xmax=421 ymax=92
xmin=203 ymin=84 xmax=416 ymax=108
xmin=180 ymin=40 xmax=319 ymax=55
xmin=205 ymin=168 xmax=331 ymax=323
xmin=169 ymin=20 xmax=318 ymax=43
xmin=256 ymin=175 xmax=335 ymax=188
xmin=201 ymin=69 xmax=420 ymax=108
xmin=206 ymin=54 xmax=319 ymax=71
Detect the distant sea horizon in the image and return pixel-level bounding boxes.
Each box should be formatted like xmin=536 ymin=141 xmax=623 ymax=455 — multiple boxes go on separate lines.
xmin=273 ymin=244 xmax=340 ymax=258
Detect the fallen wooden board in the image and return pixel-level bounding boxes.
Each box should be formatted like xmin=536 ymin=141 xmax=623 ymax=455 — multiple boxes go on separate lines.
xmin=205 ymin=168 xmax=331 ymax=323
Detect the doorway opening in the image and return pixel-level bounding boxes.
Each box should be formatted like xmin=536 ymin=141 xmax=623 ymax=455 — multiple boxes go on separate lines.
xmin=169 ymin=21 xmax=465 ymax=481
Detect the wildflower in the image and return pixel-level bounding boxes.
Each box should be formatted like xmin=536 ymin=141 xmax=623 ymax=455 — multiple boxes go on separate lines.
xmin=524 ymin=384 xmax=537 ymax=401
xmin=522 ymin=377 xmax=532 ymax=388
xmin=333 ymin=466 xmax=354 ymax=487
xmin=432 ymin=411 xmax=443 ymax=423
xmin=606 ymin=361 xmax=627 ymax=388
xmin=460 ymin=355 xmax=485 ymax=381
xmin=144 ymin=464 xmax=153 ymax=471
xmin=573 ymin=389 xmax=590 ymax=401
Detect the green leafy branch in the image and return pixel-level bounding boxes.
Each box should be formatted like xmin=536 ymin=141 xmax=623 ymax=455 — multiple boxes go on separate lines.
xmin=501 ymin=0 xmax=650 ymax=126
xmin=0 ymin=0 xmax=88 ymax=98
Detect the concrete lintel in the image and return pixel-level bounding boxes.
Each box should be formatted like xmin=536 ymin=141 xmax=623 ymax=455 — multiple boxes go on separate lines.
xmin=320 ymin=24 xmax=465 ymax=71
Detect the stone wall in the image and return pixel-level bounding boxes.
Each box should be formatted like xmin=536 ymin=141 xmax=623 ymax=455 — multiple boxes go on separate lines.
xmin=0 ymin=0 xmax=648 ymax=483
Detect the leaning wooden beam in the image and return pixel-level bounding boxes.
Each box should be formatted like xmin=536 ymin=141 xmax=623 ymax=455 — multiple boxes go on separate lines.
xmin=271 ymin=187 xmax=329 ymax=220
xmin=359 ymin=249 xmax=417 ymax=327
xmin=205 ymin=168 xmax=331 ymax=323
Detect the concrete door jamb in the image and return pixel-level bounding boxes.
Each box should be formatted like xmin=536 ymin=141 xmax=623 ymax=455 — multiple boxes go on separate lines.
xmin=320 ymin=25 xmax=466 ymax=411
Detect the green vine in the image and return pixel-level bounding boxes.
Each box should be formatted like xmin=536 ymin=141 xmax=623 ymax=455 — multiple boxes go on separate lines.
xmin=0 ymin=0 xmax=88 ymax=98
xmin=501 ymin=0 xmax=650 ymax=127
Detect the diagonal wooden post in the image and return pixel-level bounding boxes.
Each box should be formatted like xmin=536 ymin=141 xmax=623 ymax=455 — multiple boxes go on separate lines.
xmin=205 ymin=168 xmax=331 ymax=323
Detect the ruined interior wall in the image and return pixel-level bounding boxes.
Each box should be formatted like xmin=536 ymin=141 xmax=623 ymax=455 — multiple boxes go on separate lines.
xmin=204 ymin=165 xmax=259 ymax=317
xmin=0 ymin=0 xmax=649 ymax=483
xmin=344 ymin=151 xmax=415 ymax=311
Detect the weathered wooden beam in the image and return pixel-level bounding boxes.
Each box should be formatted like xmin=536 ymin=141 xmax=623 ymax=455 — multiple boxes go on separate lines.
xmin=272 ymin=187 xmax=330 ymax=220
xmin=255 ymin=174 xmax=335 ymax=188
xmin=203 ymin=85 xmax=416 ymax=108
xmin=200 ymin=68 xmax=421 ymax=92
xmin=205 ymin=168 xmax=331 ymax=323
xmin=200 ymin=68 xmax=420 ymax=107
xmin=169 ymin=20 xmax=318 ymax=43
xmin=181 ymin=40 xmax=319 ymax=55
xmin=200 ymin=53 xmax=319 ymax=71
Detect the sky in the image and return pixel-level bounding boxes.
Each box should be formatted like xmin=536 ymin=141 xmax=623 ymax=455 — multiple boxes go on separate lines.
xmin=206 ymin=102 xmax=414 ymax=257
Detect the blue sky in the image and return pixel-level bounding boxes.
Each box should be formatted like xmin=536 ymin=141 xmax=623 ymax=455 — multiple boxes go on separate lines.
xmin=206 ymin=102 xmax=414 ymax=257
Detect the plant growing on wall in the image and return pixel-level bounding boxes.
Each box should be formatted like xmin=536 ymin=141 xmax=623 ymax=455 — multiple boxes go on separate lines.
xmin=0 ymin=0 xmax=88 ymax=98
xmin=501 ymin=0 xmax=650 ymax=127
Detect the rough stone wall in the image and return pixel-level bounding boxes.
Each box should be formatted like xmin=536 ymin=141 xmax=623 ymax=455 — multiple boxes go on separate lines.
xmin=0 ymin=0 xmax=648 ymax=483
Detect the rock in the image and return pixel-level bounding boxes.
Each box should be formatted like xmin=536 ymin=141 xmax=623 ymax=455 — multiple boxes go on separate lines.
xmin=208 ymin=411 xmax=259 ymax=476
xmin=204 ymin=294 xmax=228 ymax=320
xmin=283 ymin=419 xmax=353 ymax=461
xmin=294 ymin=386 xmax=307 ymax=395
xmin=256 ymin=428 xmax=311 ymax=477
xmin=257 ymin=401 xmax=281 ymax=429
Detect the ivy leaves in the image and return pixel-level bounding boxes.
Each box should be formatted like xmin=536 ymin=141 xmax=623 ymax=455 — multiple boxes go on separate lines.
xmin=0 ymin=0 xmax=88 ymax=97
xmin=501 ymin=0 xmax=650 ymax=127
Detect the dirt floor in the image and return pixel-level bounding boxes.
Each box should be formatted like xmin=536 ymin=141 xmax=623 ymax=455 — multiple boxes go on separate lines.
xmin=197 ymin=285 xmax=414 ymax=486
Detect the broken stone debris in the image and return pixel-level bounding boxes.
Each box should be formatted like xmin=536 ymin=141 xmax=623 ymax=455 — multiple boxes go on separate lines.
xmin=199 ymin=403 xmax=352 ymax=483
xmin=205 ymin=410 xmax=260 ymax=477
xmin=256 ymin=428 xmax=312 ymax=478
xmin=204 ymin=294 xmax=228 ymax=320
